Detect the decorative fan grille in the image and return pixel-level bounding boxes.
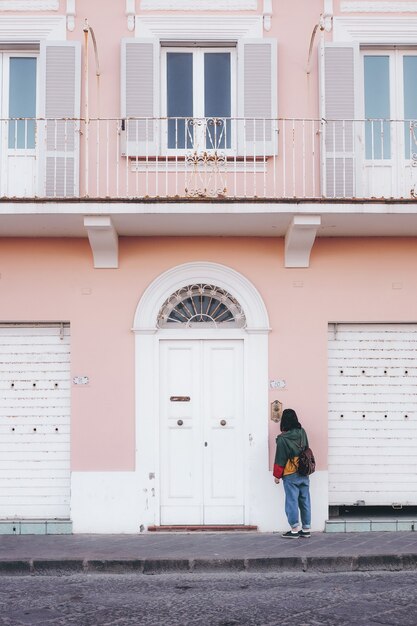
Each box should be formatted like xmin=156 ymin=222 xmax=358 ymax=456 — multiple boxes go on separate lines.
xmin=157 ymin=284 xmax=246 ymax=328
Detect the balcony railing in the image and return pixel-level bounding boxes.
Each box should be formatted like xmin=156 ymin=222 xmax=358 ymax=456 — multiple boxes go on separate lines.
xmin=2 ymin=117 xmax=417 ymax=200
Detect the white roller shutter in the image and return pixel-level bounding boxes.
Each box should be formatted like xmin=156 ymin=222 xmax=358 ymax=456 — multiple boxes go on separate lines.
xmin=328 ymin=323 xmax=417 ymax=507
xmin=0 ymin=324 xmax=71 ymax=519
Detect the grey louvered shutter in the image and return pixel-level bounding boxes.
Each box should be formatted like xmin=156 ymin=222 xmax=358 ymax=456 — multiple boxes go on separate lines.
xmin=237 ymin=38 xmax=278 ymax=156
xmin=39 ymin=41 xmax=81 ymax=197
xmin=121 ymin=38 xmax=159 ymax=157
xmin=319 ymin=42 xmax=360 ymax=198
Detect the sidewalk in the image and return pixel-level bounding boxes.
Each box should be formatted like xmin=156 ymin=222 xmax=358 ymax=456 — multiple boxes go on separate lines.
xmin=1 ymin=531 xmax=417 ymax=575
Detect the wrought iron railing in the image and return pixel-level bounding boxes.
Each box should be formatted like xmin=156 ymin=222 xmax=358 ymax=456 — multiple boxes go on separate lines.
xmin=1 ymin=116 xmax=417 ymax=200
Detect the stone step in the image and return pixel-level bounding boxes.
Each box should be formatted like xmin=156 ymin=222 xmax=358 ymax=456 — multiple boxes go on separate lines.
xmin=148 ymin=525 xmax=258 ymax=532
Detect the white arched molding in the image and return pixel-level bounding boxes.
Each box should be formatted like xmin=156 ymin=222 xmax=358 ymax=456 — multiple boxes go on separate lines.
xmin=133 ymin=262 xmax=274 ymax=531
xmin=133 ymin=261 xmax=270 ymax=333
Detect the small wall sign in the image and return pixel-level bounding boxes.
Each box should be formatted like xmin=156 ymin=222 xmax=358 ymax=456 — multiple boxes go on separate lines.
xmin=269 ymin=379 xmax=286 ymax=390
xmin=73 ymin=376 xmax=89 ymax=386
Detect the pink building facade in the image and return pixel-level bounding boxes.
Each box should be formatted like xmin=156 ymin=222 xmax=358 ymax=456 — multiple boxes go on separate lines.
xmin=1 ymin=0 xmax=417 ymax=533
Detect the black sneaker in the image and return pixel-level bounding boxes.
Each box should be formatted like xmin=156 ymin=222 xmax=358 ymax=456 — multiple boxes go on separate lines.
xmin=281 ymin=530 xmax=299 ymax=539
xmin=299 ymin=529 xmax=311 ymax=538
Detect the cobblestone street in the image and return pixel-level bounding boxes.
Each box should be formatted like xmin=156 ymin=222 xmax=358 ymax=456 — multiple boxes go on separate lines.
xmin=1 ymin=570 xmax=417 ymax=626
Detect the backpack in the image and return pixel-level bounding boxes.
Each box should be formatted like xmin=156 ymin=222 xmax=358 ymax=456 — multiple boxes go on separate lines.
xmin=297 ymin=447 xmax=316 ymax=476
xmin=296 ymin=435 xmax=316 ymax=476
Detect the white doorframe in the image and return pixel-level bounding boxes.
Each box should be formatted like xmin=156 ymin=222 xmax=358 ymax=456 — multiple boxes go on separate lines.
xmin=133 ymin=261 xmax=271 ymax=529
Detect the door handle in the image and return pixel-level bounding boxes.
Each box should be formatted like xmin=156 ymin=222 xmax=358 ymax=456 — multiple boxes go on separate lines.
xmin=177 ymin=419 xmax=184 ymax=426
xmin=220 ymin=419 xmax=227 ymax=426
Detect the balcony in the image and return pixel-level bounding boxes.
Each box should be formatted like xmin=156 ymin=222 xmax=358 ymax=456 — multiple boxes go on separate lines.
xmin=2 ymin=116 xmax=417 ymax=201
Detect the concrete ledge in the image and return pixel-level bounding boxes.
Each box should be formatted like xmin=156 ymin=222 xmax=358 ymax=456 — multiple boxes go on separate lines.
xmin=31 ymin=560 xmax=85 ymax=575
xmin=354 ymin=555 xmax=403 ymax=571
xmin=0 ymin=560 xmax=31 ymax=575
xmin=193 ymin=558 xmax=246 ymax=572
xmin=246 ymin=557 xmax=305 ymax=571
xmin=142 ymin=559 xmax=190 ymax=574
xmin=305 ymin=556 xmax=355 ymax=572
xmin=0 ymin=554 xmax=416 ymax=576
xmin=86 ymin=559 xmax=145 ymax=574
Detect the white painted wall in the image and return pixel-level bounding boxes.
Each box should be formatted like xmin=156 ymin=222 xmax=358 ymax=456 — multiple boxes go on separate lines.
xmin=70 ymin=469 xmax=328 ymax=533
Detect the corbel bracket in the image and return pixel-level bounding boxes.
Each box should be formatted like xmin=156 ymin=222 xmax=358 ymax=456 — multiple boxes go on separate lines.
xmin=66 ymin=0 xmax=75 ymax=32
xmin=285 ymin=215 xmax=321 ymax=268
xmin=126 ymin=0 xmax=135 ymax=32
xmin=263 ymin=0 xmax=272 ymax=31
xmin=84 ymin=216 xmax=119 ymax=269
xmin=320 ymin=0 xmax=333 ymax=32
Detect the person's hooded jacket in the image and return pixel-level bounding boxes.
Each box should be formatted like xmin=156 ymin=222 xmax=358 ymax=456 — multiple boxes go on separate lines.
xmin=273 ymin=427 xmax=309 ymax=479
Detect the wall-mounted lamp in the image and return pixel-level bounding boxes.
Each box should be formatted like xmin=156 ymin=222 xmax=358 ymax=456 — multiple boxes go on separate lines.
xmin=271 ymin=400 xmax=283 ymax=423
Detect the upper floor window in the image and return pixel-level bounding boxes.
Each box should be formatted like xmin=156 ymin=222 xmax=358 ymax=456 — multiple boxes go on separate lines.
xmin=161 ymin=47 xmax=235 ymax=151
xmin=121 ymin=37 xmax=277 ymax=158
xmin=363 ymin=49 xmax=417 ymax=160
xmin=1 ymin=53 xmax=38 ymax=150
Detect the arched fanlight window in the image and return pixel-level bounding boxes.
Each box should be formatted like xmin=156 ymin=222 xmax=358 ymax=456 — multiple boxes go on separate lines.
xmin=157 ymin=284 xmax=246 ymax=328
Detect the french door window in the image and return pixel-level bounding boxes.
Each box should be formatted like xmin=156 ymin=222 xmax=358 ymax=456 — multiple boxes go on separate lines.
xmin=7 ymin=56 xmax=37 ymax=150
xmin=162 ymin=47 xmax=235 ymax=151
xmin=363 ymin=50 xmax=417 ymax=160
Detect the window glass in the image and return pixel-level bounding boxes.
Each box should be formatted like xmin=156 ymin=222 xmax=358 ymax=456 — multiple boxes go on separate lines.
xmin=8 ymin=57 xmax=36 ymax=149
xmin=403 ymin=56 xmax=417 ymax=159
xmin=204 ymin=52 xmax=231 ymax=149
xmin=167 ymin=52 xmax=193 ymax=149
xmin=364 ymin=55 xmax=391 ymax=159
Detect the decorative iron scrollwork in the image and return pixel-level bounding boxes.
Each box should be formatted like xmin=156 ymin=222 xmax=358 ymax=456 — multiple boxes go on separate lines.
xmin=157 ymin=284 xmax=246 ymax=328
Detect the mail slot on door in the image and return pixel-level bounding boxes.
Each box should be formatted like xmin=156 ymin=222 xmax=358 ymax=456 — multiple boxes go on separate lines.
xmin=170 ymin=396 xmax=191 ymax=402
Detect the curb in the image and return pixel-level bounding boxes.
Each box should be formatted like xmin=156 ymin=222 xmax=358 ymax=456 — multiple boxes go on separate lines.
xmin=1 ymin=554 xmax=417 ymax=575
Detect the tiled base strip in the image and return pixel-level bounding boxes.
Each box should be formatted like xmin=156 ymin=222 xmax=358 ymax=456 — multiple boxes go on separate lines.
xmin=325 ymin=520 xmax=417 ymax=533
xmin=1 ymin=555 xmax=417 ymax=575
xmin=0 ymin=521 xmax=72 ymax=535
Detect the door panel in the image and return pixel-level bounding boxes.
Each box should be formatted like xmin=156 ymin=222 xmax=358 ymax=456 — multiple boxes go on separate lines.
xmin=160 ymin=339 xmax=244 ymax=525
xmin=160 ymin=342 xmax=202 ymax=524
xmin=203 ymin=341 xmax=244 ymax=524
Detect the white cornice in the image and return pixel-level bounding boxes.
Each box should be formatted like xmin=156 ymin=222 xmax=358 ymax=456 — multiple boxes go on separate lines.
xmin=140 ymin=0 xmax=257 ymax=9
xmin=333 ymin=16 xmax=417 ymax=43
xmin=135 ymin=15 xmax=263 ymax=39
xmin=0 ymin=0 xmax=58 ymax=9
xmin=0 ymin=15 xmax=66 ymax=40
xmin=341 ymin=1 xmax=417 ymax=11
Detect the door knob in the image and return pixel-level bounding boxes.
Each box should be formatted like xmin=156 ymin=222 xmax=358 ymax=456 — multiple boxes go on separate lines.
xmin=177 ymin=419 xmax=183 ymax=426
xmin=220 ymin=419 xmax=227 ymax=426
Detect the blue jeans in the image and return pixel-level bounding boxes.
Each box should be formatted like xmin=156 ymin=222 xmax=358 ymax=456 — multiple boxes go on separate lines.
xmin=282 ymin=472 xmax=311 ymax=529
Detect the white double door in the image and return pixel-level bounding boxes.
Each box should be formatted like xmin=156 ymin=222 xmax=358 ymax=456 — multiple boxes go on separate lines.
xmin=160 ymin=339 xmax=244 ymax=525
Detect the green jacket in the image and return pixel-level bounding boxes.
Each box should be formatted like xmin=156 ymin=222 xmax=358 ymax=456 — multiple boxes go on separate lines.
xmin=273 ymin=427 xmax=309 ymax=479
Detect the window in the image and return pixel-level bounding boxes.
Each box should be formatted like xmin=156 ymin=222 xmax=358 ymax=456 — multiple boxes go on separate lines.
xmin=157 ymin=284 xmax=246 ymax=328
xmin=122 ymin=37 xmax=277 ymax=158
xmin=1 ymin=53 xmax=37 ymax=150
xmin=363 ymin=49 xmax=417 ymax=161
xmin=161 ymin=47 xmax=235 ymax=151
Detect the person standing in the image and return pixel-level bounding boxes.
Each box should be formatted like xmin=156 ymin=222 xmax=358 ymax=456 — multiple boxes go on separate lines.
xmin=273 ymin=408 xmax=311 ymax=538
